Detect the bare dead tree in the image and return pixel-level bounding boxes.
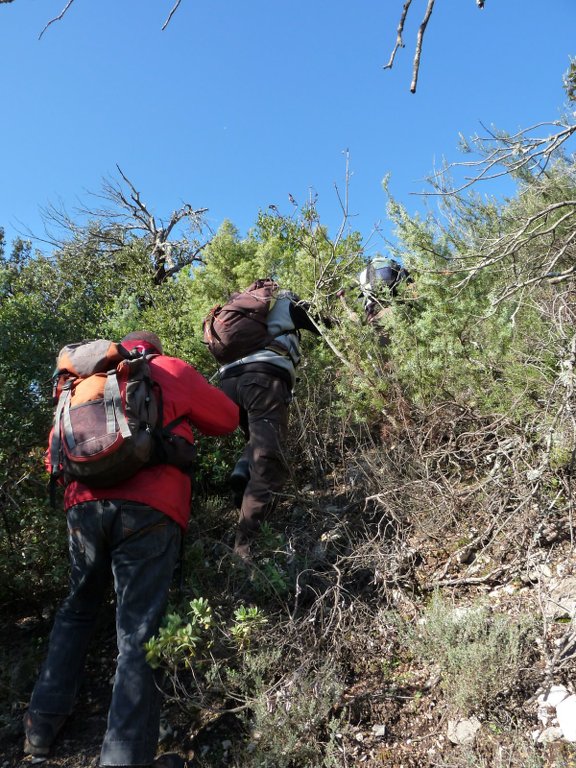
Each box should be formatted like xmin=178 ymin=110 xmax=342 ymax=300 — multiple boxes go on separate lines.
xmin=100 ymin=166 xmax=210 ymax=284
xmin=40 ymin=166 xmax=211 ymax=285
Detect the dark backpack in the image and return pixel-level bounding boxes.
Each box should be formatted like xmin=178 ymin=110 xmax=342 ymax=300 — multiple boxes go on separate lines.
xmin=367 ymin=259 xmax=410 ymax=297
xmin=203 ymin=278 xmax=279 ymax=364
xmin=49 ymin=340 xmax=194 ymax=492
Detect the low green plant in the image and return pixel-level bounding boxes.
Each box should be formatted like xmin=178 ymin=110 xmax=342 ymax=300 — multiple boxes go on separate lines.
xmin=248 ymin=523 xmax=293 ymax=599
xmin=404 ymin=591 xmax=535 ymax=715
xmin=145 ymin=597 xmax=214 ymax=670
xmin=252 ymin=557 xmax=292 ymax=599
xmin=451 ymin=741 xmax=545 ymax=768
xmin=549 ymin=436 xmax=574 ymax=470
xmin=232 ymin=649 xmax=345 ymax=768
xmin=230 ymin=605 xmax=268 ymax=649
xmin=194 ymin=431 xmax=245 ymax=489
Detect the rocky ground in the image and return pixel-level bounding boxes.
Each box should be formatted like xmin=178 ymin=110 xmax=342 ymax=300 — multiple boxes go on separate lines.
xmin=2 ymin=475 xmax=576 ymax=768
xmin=3 ymin=564 xmax=576 ymax=767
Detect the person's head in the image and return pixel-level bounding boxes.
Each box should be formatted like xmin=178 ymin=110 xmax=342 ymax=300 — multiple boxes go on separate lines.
xmin=121 ymin=330 xmax=163 ymax=355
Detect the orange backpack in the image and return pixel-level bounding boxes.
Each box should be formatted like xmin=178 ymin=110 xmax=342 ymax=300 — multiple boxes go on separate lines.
xmin=49 ymin=340 xmax=194 ymax=492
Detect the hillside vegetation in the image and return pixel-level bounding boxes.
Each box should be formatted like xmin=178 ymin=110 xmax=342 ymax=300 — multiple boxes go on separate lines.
xmin=1 ymin=86 xmax=576 ymax=768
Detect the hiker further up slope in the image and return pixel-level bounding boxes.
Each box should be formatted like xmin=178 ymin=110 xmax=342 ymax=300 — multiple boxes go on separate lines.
xmin=203 ymin=279 xmax=321 ymax=559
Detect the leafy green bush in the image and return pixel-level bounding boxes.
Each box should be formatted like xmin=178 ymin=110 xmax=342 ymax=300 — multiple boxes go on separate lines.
xmin=145 ymin=597 xmax=214 ymax=671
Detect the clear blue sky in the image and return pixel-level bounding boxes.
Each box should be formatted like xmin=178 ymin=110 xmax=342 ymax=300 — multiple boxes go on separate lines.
xmin=1 ymin=1 xmax=575 ymax=256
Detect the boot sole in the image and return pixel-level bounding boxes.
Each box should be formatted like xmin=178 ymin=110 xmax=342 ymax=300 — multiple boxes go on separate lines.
xmin=24 ymin=737 xmax=51 ymax=757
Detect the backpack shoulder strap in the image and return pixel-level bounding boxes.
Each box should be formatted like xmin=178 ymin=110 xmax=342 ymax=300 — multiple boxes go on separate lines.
xmin=103 ymin=369 xmax=132 ymax=439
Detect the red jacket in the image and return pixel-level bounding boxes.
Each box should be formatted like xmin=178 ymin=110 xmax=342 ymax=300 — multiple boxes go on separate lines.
xmin=58 ymin=344 xmax=239 ymax=529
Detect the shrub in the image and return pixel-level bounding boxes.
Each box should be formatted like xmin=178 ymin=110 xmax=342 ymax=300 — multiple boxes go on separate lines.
xmin=403 ymin=592 xmax=536 ymax=715
xmin=232 ymin=650 xmax=345 ymax=768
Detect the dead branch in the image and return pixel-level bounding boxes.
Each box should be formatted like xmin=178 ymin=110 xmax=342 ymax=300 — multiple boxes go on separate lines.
xmin=384 ymin=0 xmax=412 ymax=71
xmin=426 ymin=564 xmax=513 ymax=589
xmin=454 ymin=199 xmax=576 ymax=300
xmin=426 ymin=121 xmax=576 ymax=196
xmin=332 ymin=149 xmax=351 ymax=248
xmin=421 ymin=116 xmax=576 ymax=300
xmin=162 ymin=0 xmax=183 ymax=31
xmin=38 ymin=0 xmax=76 ymax=40
xmin=24 ymin=0 xmax=184 ymax=39
xmin=385 ymin=0 xmax=485 ymax=93
xmin=411 ymin=0 xmax=435 ymax=94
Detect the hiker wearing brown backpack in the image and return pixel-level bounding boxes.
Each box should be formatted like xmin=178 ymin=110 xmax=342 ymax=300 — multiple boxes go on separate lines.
xmin=204 ymin=282 xmax=320 ymax=560
xmin=24 ymin=331 xmax=239 ymax=768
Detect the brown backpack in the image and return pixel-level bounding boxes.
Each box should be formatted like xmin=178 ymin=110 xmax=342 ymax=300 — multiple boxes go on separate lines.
xmin=203 ymin=278 xmax=279 ymax=364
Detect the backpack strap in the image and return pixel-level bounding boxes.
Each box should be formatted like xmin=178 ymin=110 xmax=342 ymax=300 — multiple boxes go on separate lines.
xmin=48 ymin=381 xmax=72 ymax=507
xmin=163 ymin=415 xmax=187 ymax=434
xmin=50 ymin=382 xmax=71 ymax=470
xmin=104 ymin=370 xmax=132 ymax=439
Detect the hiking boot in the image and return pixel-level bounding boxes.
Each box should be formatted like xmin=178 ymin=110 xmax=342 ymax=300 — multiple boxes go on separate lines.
xmin=229 ymin=459 xmax=250 ymax=508
xmin=23 ymin=710 xmax=67 ymax=757
xmin=153 ymin=753 xmax=188 ymax=768
xmin=233 ymin=540 xmax=252 ymax=562
xmin=112 ymin=754 xmax=188 ymax=768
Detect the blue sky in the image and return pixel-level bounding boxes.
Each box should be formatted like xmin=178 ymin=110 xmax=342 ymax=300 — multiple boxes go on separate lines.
xmin=1 ymin=1 xmax=575 ymax=256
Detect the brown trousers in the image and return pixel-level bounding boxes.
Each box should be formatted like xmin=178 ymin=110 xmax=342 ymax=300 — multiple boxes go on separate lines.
xmin=221 ymin=370 xmax=291 ymax=546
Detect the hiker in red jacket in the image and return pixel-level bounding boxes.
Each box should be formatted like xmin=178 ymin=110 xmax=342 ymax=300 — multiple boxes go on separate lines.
xmin=24 ymin=331 xmax=239 ymax=768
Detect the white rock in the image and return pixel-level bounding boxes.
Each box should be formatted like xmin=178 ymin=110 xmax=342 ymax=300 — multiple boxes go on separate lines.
xmin=372 ymin=724 xmax=386 ymax=737
xmin=524 ymin=563 xmax=553 ymax=583
xmin=537 ymin=685 xmax=570 ymax=709
xmin=557 ymin=694 xmax=576 ymax=741
xmin=536 ymin=726 xmax=563 ymax=744
xmin=537 ymin=707 xmax=551 ymax=727
xmin=447 ymin=716 xmax=482 ymax=745
xmin=451 ymin=606 xmax=481 ymax=623
xmin=543 ymin=577 xmax=576 ymax=619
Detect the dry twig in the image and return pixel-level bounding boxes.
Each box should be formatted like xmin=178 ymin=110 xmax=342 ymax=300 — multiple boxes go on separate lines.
xmin=162 ymin=0 xmax=183 ymax=31
xmin=38 ymin=0 xmax=76 ymax=39
xmin=384 ymin=0 xmax=485 ymax=93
